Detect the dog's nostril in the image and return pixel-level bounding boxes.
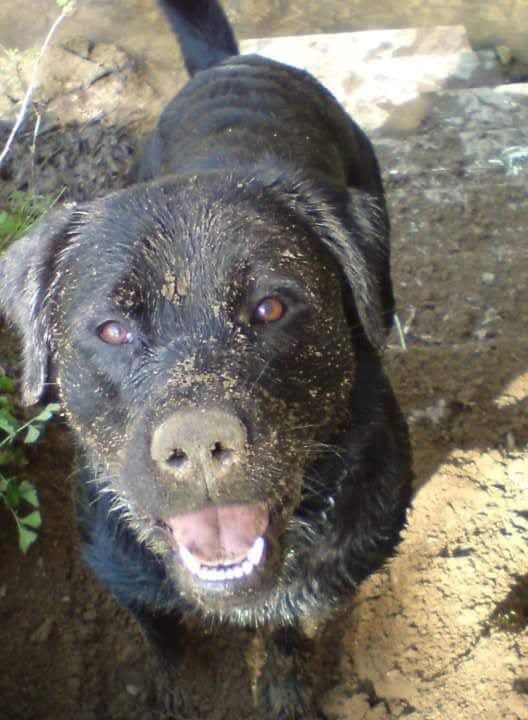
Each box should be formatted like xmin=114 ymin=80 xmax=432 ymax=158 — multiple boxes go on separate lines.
xmin=211 ymin=441 xmax=234 ymax=467
xmin=166 ymin=448 xmax=188 ymax=469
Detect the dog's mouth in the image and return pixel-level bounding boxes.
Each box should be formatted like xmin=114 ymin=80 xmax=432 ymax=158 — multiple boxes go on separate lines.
xmin=165 ymin=503 xmax=269 ymax=584
xmin=179 ymin=535 xmax=266 ymax=582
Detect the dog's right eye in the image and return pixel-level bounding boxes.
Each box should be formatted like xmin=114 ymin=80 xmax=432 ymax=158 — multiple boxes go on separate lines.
xmin=251 ymin=296 xmax=286 ymax=325
xmin=97 ymin=321 xmax=132 ymax=345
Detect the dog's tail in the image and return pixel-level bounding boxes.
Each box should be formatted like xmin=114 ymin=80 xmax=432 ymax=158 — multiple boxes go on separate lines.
xmin=157 ymin=0 xmax=239 ymax=76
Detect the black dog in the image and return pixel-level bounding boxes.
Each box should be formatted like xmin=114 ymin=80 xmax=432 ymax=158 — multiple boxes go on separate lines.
xmin=0 ymin=1 xmax=413 ymax=716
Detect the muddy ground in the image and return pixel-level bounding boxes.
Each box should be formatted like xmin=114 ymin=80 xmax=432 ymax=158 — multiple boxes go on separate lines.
xmin=0 ymin=31 xmax=527 ymax=720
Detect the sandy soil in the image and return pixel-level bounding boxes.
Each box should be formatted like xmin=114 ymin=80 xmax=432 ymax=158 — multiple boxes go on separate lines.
xmin=0 ymin=32 xmax=526 ymax=720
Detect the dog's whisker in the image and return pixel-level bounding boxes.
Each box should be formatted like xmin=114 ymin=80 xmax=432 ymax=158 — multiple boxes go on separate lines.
xmin=248 ymin=358 xmax=273 ymax=394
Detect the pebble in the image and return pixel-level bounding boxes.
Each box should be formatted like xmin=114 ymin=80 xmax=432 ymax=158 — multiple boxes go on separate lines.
xmin=481 ymin=272 xmax=495 ymax=285
xmin=83 ymin=608 xmax=97 ymax=622
xmin=30 ymin=617 xmax=54 ymax=644
xmin=495 ymin=45 xmax=513 ymax=65
xmin=504 ymin=431 xmax=516 ymax=452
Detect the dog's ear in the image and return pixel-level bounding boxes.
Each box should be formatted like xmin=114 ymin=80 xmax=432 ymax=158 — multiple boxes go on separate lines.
xmin=0 ymin=206 xmax=77 ymax=405
xmin=268 ymin=174 xmax=394 ymax=351
xmin=322 ymin=186 xmax=394 ymax=350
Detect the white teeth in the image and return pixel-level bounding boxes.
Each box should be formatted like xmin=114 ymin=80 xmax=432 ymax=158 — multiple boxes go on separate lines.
xmin=178 ymin=535 xmax=266 ymax=583
xmin=179 ymin=545 xmax=201 ymax=575
xmin=247 ymin=536 xmax=265 ymax=566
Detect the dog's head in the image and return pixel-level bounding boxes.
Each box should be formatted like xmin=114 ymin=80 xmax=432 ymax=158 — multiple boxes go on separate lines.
xmin=0 ymin=171 xmax=392 ymax=619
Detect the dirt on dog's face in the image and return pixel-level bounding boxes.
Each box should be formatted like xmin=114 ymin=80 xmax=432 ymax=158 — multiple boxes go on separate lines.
xmin=48 ymin=175 xmax=356 ymax=611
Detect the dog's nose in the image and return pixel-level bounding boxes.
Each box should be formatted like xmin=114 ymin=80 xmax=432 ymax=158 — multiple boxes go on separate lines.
xmin=150 ymin=409 xmax=247 ymax=490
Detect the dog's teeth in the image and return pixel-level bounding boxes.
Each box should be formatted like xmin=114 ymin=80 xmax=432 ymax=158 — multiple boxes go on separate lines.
xmin=179 ymin=535 xmax=266 ymax=583
xmin=201 ymin=566 xmax=222 ymax=582
xmin=179 ymin=544 xmax=201 ymax=574
xmin=197 ymin=566 xmax=211 ymax=581
xmin=247 ymin=536 xmax=265 ymax=566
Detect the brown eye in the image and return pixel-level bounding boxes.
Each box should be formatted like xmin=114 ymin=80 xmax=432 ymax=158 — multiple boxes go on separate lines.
xmin=97 ymin=321 xmax=131 ymax=345
xmin=252 ymin=296 xmax=286 ymax=324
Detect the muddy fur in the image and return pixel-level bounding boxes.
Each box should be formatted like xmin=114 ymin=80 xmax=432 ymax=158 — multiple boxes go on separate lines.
xmin=0 ymin=1 xmax=413 ymax=717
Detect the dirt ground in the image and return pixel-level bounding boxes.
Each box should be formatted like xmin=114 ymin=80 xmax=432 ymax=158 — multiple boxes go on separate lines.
xmin=0 ymin=30 xmax=526 ymax=720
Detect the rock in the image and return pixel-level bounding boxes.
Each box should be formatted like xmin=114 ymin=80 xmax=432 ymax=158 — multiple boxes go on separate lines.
xmin=83 ymin=608 xmax=97 ymax=622
xmin=481 ymin=272 xmax=496 ymax=285
xmin=496 ymin=45 xmax=513 ymax=65
xmin=242 ymin=26 xmax=504 ymax=131
xmin=30 ymin=617 xmax=54 ymax=644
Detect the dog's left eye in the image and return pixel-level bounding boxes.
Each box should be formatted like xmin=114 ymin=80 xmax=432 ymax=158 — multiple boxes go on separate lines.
xmin=251 ymin=296 xmax=286 ymax=324
xmin=97 ymin=321 xmax=132 ymax=345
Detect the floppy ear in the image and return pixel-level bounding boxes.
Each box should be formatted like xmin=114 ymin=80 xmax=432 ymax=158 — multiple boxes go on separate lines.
xmin=266 ymin=172 xmax=394 ymax=352
xmin=0 ymin=206 xmax=77 ymax=405
xmin=323 ymin=186 xmax=394 ymax=349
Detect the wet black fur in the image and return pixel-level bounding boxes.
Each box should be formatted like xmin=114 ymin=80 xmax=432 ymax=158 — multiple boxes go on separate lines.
xmin=0 ymin=2 xmax=413 ymax=717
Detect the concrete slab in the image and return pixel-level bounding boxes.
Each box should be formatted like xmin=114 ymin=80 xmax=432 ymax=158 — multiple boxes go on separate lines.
xmin=241 ymin=27 xmax=503 ymax=131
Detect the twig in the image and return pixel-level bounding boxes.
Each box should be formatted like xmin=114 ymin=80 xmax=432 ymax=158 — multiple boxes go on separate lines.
xmin=0 ymin=4 xmax=75 ymax=168
xmin=393 ymin=313 xmax=407 ymax=351
xmin=30 ymin=112 xmax=42 ymax=188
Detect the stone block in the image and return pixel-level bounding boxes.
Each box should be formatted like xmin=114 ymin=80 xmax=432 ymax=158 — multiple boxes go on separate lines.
xmin=241 ymin=27 xmax=503 ymax=131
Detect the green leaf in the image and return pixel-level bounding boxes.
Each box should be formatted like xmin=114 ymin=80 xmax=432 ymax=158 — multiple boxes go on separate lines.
xmin=4 ymin=478 xmax=20 ymax=510
xmin=18 ymin=480 xmax=39 ymax=507
xmin=24 ymin=425 xmax=41 ymax=444
xmin=18 ymin=525 xmax=38 ymax=553
xmin=0 ymin=212 xmax=19 ymax=240
xmin=20 ymin=510 xmax=41 ymax=529
xmin=0 ymin=412 xmax=18 ymax=437
xmin=32 ymin=403 xmax=61 ymax=423
xmin=0 ymin=376 xmax=15 ymax=393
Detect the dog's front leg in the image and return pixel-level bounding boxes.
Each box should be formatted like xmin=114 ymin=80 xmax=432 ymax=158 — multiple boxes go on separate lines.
xmin=254 ymin=624 xmax=327 ymax=720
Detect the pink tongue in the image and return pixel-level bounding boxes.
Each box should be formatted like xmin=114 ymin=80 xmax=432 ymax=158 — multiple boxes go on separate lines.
xmin=167 ymin=503 xmax=268 ymax=566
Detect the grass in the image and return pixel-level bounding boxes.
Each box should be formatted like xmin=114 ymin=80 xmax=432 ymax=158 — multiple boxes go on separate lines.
xmin=0 ymin=190 xmax=60 ymax=252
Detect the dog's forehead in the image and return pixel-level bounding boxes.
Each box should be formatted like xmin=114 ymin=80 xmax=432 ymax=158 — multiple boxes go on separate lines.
xmin=63 ymin=176 xmax=334 ymax=305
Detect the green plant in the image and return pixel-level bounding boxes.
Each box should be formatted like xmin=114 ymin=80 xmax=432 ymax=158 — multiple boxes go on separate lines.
xmin=0 ymin=191 xmax=64 ymax=550
xmin=56 ymin=0 xmax=77 ymax=12
xmin=0 ymin=375 xmax=60 ymax=552
xmin=0 ymin=0 xmax=74 ymax=552
xmin=0 ymin=190 xmax=60 ymax=252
